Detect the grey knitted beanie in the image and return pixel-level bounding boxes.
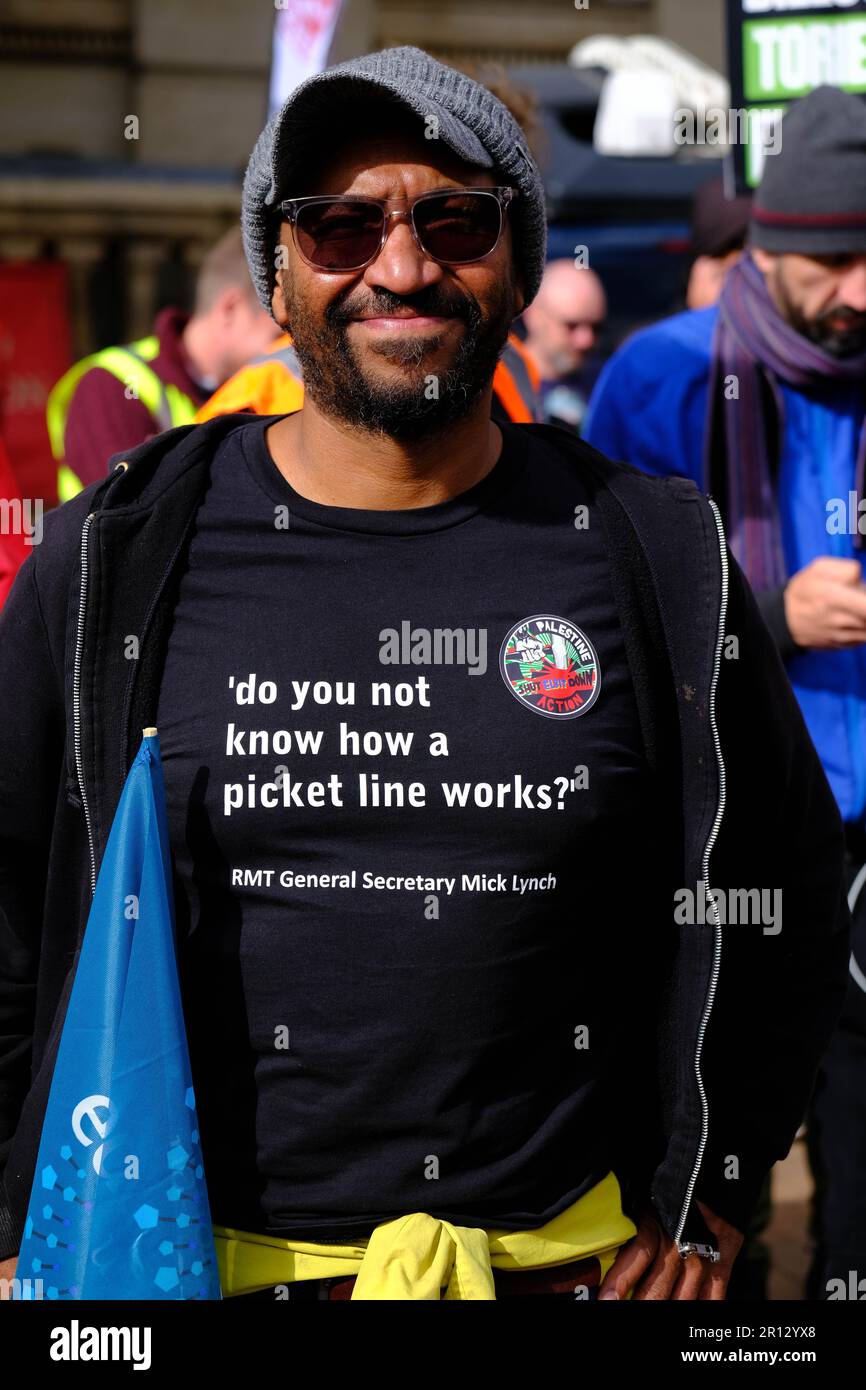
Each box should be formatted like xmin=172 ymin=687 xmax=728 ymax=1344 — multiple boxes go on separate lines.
xmin=752 ymin=85 xmax=866 ymax=255
xmin=242 ymin=45 xmax=547 ymax=311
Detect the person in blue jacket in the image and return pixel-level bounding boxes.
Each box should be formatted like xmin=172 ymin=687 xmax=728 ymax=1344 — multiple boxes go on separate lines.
xmin=584 ymin=83 xmax=866 ymax=1302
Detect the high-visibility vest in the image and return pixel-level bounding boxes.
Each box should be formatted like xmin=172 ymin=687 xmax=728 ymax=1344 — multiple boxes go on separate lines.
xmin=496 ymin=335 xmax=541 ymax=424
xmin=195 ymin=335 xmax=304 ymax=422
xmin=48 ymin=334 xmax=198 ymax=503
xmin=196 ymin=332 xmax=539 ymax=425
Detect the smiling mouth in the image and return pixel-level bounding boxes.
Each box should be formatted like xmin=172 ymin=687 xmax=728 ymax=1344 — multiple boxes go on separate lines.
xmin=352 ymin=314 xmax=459 ymax=331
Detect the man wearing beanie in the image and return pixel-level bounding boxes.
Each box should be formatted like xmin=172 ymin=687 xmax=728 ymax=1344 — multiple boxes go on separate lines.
xmin=585 ymin=84 xmax=866 ymax=1299
xmin=0 ymin=51 xmax=850 ymax=1302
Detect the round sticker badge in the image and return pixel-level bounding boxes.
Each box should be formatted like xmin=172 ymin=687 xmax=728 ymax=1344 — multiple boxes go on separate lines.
xmin=499 ymin=615 xmax=601 ymax=719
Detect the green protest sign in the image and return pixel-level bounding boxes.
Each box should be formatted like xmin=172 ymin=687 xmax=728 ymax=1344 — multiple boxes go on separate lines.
xmin=727 ymin=0 xmax=866 ymax=190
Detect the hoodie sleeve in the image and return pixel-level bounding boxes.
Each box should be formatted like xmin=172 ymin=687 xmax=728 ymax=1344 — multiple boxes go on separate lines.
xmin=0 ymin=548 xmax=66 ymax=1260
xmin=754 ymin=584 xmax=804 ymax=665
xmin=691 ymin=549 xmax=851 ymax=1237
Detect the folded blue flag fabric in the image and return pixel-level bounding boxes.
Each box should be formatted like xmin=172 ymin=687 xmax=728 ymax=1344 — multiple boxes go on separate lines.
xmin=14 ymin=730 xmax=221 ymax=1300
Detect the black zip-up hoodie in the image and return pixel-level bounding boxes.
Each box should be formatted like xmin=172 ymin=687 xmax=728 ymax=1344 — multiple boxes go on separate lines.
xmin=0 ymin=415 xmax=852 ymax=1267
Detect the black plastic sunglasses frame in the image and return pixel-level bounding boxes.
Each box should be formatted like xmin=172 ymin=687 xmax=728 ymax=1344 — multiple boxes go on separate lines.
xmin=278 ymin=185 xmax=519 ymax=273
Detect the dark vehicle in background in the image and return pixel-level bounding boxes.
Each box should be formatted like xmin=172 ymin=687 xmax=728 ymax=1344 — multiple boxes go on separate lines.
xmin=508 ymin=63 xmax=724 ymax=362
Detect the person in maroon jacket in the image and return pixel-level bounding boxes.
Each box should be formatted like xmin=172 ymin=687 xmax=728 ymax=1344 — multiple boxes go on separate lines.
xmin=50 ymin=226 xmax=279 ymax=499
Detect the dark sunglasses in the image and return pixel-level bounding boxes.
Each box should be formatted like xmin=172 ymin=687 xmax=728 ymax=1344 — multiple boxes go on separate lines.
xmin=278 ymin=186 xmax=518 ymax=272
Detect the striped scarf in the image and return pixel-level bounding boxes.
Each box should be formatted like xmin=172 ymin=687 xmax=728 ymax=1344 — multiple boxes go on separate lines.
xmin=705 ymin=251 xmax=866 ymax=589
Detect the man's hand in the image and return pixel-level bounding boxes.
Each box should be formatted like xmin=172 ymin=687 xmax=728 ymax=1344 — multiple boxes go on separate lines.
xmin=0 ymin=1255 xmax=17 ymax=1299
xmin=784 ymin=557 xmax=866 ymax=649
xmin=597 ymin=1200 xmax=744 ymax=1300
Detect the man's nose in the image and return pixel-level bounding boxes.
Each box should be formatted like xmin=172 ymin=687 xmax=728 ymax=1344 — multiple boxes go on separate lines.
xmin=839 ymin=258 xmax=866 ymax=313
xmin=361 ymin=214 xmax=444 ymax=296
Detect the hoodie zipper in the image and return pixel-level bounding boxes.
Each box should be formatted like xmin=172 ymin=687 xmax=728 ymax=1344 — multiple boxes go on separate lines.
xmin=73 ymin=511 xmax=98 ymax=897
xmin=674 ymin=496 xmax=729 ymax=1262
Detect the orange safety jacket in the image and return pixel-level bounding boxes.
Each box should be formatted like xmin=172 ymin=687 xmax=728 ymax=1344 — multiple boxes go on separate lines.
xmin=196 ymin=331 xmax=540 ymax=424
xmin=495 ymin=333 xmax=541 ymax=424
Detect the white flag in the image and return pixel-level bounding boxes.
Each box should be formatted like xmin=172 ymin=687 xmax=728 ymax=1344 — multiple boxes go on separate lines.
xmin=269 ymin=0 xmax=344 ymax=115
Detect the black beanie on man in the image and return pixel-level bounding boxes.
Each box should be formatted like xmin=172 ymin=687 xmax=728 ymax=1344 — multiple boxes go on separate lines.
xmin=751 ymin=85 xmax=866 ymax=255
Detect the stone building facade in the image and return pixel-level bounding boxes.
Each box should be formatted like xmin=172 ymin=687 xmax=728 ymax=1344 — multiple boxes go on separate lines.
xmin=0 ymin=0 xmax=724 ymax=354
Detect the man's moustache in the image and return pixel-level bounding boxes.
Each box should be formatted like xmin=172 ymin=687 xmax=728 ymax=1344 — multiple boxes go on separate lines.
xmin=328 ymin=293 xmax=475 ymax=326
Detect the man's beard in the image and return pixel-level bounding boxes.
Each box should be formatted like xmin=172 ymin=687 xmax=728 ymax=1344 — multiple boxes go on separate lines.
xmin=549 ymin=346 xmax=586 ymax=377
xmin=280 ymin=276 xmax=518 ymax=441
xmin=775 ymin=269 xmax=866 ymax=358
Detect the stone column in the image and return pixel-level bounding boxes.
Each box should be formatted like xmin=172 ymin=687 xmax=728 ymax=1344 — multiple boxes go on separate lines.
xmin=125 ymin=239 xmax=167 ymax=341
xmin=55 ymin=236 xmax=108 ymax=359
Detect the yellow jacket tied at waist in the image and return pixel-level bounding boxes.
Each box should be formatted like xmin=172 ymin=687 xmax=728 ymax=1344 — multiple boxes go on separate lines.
xmin=213 ymin=1169 xmax=636 ymax=1301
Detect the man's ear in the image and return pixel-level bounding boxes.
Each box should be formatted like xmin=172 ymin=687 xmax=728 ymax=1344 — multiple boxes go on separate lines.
xmin=270 ymin=225 xmax=292 ymax=327
xmin=750 ymin=245 xmax=776 ymax=277
xmin=271 ymin=276 xmax=289 ymax=328
xmin=215 ymin=285 xmax=244 ymax=323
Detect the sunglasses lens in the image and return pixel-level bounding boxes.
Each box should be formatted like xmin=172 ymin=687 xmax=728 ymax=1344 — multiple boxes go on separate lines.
xmin=414 ymin=192 xmax=502 ymax=262
xmin=295 ymin=200 xmax=384 ymax=269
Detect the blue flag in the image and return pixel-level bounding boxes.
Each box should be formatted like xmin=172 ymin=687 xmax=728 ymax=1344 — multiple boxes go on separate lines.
xmin=14 ymin=729 xmax=221 ymax=1300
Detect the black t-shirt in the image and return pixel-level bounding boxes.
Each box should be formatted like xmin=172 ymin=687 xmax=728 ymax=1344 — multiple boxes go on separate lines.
xmin=156 ymin=415 xmax=668 ymax=1240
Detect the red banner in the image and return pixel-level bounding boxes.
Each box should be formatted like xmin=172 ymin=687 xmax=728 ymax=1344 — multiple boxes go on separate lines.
xmin=0 ymin=260 xmax=72 ymax=508
xmin=0 ymin=436 xmax=29 ymax=610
